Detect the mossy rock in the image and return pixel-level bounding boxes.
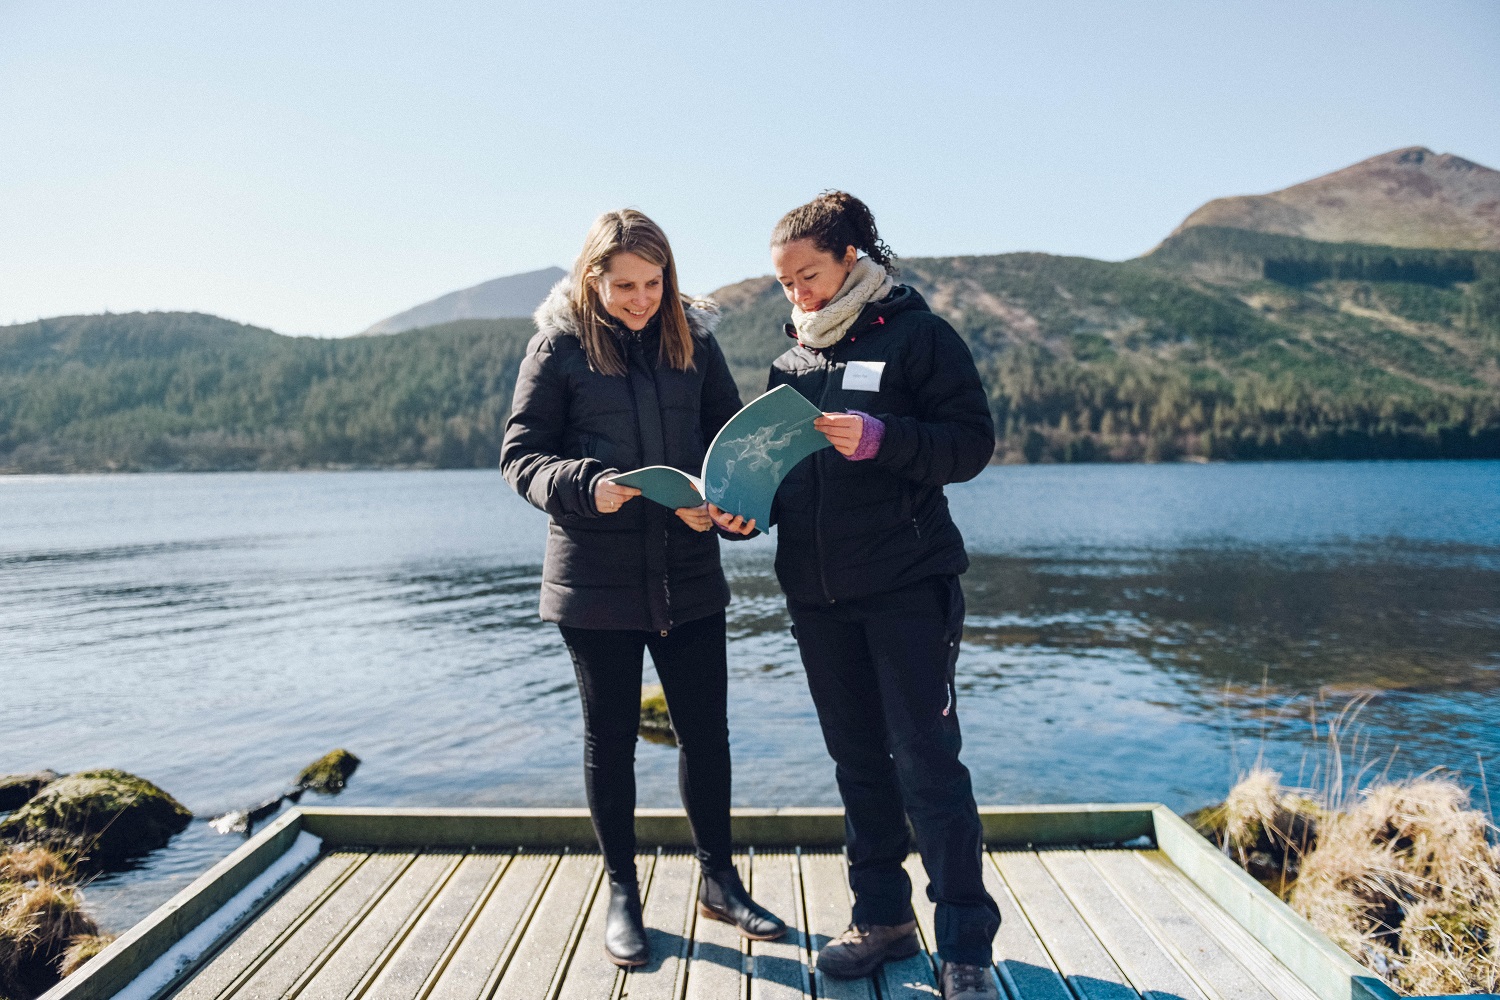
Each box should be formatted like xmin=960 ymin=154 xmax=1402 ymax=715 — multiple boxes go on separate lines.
xmin=295 ymin=750 xmax=361 ymax=793
xmin=0 ymin=770 xmax=191 ymax=865
xmin=0 ymin=771 xmax=59 ymax=812
xmin=638 ymin=685 xmax=676 ymax=747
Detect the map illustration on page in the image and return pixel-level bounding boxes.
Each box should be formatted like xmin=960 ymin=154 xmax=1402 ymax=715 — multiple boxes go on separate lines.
xmin=606 ymin=384 xmax=829 ymax=529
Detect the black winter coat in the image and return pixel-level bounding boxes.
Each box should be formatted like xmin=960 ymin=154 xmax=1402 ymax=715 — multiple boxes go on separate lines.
xmin=768 ymin=285 xmax=995 ymax=605
xmin=501 ymin=282 xmax=744 ymax=632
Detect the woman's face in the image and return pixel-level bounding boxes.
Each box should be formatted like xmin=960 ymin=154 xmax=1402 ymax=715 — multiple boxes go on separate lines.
xmin=771 ymin=239 xmax=857 ymax=313
xmin=595 ymin=251 xmax=664 ymax=331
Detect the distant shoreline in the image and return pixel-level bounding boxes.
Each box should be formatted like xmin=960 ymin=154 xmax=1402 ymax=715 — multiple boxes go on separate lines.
xmin=9 ymin=455 xmax=1500 ymax=477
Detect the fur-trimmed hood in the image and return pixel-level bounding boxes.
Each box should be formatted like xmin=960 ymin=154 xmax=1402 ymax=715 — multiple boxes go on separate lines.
xmin=533 ymin=275 xmax=720 ymax=340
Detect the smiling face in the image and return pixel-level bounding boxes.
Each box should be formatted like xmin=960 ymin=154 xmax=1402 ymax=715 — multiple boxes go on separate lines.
xmin=594 ymin=251 xmax=664 ymax=330
xmin=771 ymin=239 xmax=858 ymax=313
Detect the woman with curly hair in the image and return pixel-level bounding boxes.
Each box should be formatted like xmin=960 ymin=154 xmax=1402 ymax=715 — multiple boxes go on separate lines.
xmin=715 ymin=192 xmax=1000 ymax=999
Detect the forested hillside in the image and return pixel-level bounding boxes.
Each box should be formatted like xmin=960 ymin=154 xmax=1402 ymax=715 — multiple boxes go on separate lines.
xmin=717 ymin=227 xmax=1500 ymax=462
xmin=0 ymin=312 xmax=535 ymax=471
xmin=2 ymin=228 xmax=1497 ymax=472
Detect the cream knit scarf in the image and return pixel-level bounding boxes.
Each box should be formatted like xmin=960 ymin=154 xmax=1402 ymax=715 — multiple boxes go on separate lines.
xmin=790 ymin=256 xmax=894 ymax=349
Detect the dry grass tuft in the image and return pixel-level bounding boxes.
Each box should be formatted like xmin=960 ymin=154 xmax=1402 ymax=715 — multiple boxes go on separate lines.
xmin=1190 ymin=766 xmax=1322 ymax=892
xmin=0 ymin=844 xmax=100 ymax=998
xmin=1222 ymin=767 xmax=1286 ymax=848
xmin=0 ymin=848 xmax=71 ymax=887
xmin=1289 ymin=773 xmax=1500 ymax=996
xmin=56 ymin=933 xmax=115 ymax=977
xmin=1208 ymin=769 xmax=1500 ymax=995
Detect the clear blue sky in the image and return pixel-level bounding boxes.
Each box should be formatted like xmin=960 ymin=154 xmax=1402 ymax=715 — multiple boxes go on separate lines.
xmin=2 ymin=1 xmax=1497 ymax=335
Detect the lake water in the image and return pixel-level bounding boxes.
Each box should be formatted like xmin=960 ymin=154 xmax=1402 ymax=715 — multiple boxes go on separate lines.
xmin=2 ymin=462 xmax=1498 ymax=932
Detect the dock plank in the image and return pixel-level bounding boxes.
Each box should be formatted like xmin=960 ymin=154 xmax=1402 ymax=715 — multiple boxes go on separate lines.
xmin=360 ymin=853 xmax=505 ymax=1000
xmin=224 ymin=851 xmax=412 ymax=999
xmin=491 ymin=854 xmax=600 ymax=1000
xmin=1088 ymin=850 xmax=1280 ymax=1000
xmin=1134 ymin=851 xmax=1320 ymax=1000
xmin=623 ymin=853 xmax=696 ymax=1000
xmin=878 ymin=853 xmax=938 ymax=999
xmin=747 ymin=852 xmax=809 ymax=999
xmin=903 ymin=853 xmax=938 ymax=952
xmin=425 ymin=854 xmax=553 ymax=1000
xmin=686 ymin=855 xmax=747 ymax=1000
xmin=979 ymin=853 xmax=1072 ymax=1000
xmin=992 ymin=850 xmax=1138 ymax=1000
xmin=551 ymin=864 xmax=619 ymax=1000
xmin=544 ymin=855 xmax=654 ymax=1000
xmin=1040 ymin=850 xmax=1207 ymax=1000
xmin=295 ymin=852 xmax=456 ymax=1000
xmin=167 ymin=851 xmax=360 ymax=1000
xmin=798 ymin=853 xmax=876 ymax=1000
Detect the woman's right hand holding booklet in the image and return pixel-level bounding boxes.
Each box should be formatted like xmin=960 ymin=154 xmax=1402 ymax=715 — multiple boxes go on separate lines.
xmin=707 ymin=503 xmax=756 ymax=536
xmin=593 ymin=478 xmax=641 ymax=515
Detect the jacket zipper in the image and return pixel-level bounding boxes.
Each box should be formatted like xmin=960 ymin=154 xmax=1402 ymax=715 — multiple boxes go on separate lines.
xmin=626 ymin=335 xmax=671 ymax=634
xmin=813 ymin=346 xmax=836 ymax=603
xmin=643 ymin=351 xmax=672 ymax=633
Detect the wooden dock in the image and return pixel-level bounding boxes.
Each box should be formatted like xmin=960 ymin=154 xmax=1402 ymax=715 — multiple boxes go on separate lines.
xmin=46 ymin=806 xmax=1410 ymax=1000
xmin=151 ymin=845 xmax=1317 ymax=1000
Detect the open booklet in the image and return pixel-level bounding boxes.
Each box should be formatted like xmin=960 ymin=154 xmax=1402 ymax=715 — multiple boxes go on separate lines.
xmin=605 ymin=384 xmax=830 ymax=530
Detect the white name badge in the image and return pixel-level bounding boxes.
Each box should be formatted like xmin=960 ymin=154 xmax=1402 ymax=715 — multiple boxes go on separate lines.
xmin=842 ymin=360 xmax=885 ymax=392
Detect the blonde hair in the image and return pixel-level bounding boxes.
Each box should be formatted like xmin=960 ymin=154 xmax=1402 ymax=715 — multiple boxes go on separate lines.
xmin=570 ymin=209 xmax=695 ymax=377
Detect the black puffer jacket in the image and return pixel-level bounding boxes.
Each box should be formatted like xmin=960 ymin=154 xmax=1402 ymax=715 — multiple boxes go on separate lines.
xmin=768 ymin=285 xmax=995 ymax=605
xmin=501 ymin=280 xmax=743 ymax=631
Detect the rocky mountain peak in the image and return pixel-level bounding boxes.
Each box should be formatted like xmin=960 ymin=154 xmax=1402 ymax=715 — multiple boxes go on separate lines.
xmin=1168 ymin=147 xmax=1500 ymax=251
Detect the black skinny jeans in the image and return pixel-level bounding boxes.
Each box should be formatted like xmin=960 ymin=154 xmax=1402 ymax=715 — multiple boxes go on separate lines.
xmin=558 ymin=611 xmax=733 ymax=883
xmin=789 ymin=575 xmax=1000 ymax=967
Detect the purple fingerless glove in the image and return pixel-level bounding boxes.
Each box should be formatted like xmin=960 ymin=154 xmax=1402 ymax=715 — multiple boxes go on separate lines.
xmin=846 ymin=410 xmax=885 ymax=461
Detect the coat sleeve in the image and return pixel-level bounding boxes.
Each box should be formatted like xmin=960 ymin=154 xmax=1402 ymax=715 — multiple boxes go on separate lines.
xmin=500 ymin=334 xmax=608 ymax=519
xmin=871 ymin=317 xmax=995 ymax=485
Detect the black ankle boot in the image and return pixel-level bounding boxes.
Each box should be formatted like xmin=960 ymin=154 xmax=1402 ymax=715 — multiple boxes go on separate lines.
xmin=604 ymin=880 xmax=650 ymax=967
xmin=698 ymin=866 xmax=787 ymax=940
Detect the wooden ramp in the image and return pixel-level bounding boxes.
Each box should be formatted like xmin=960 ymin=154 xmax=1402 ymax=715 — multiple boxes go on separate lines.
xmin=154 ymin=846 xmax=1317 ymax=1000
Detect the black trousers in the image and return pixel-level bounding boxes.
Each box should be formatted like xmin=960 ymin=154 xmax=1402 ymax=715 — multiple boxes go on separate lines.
xmin=558 ymin=611 xmax=733 ymax=882
xmin=788 ymin=575 xmax=1000 ymax=967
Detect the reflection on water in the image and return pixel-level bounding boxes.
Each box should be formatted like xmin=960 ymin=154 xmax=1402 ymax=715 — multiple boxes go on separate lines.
xmin=963 ymin=545 xmax=1500 ymax=693
xmin=1 ymin=463 xmax=1497 ymax=931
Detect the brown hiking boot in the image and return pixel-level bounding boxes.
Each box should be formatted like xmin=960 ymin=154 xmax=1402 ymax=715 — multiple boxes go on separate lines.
xmin=940 ymin=961 xmax=999 ymax=999
xmin=814 ymin=921 xmax=919 ymax=978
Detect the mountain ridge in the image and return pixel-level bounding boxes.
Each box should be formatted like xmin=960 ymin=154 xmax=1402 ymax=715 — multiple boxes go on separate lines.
xmin=1168 ymin=147 xmax=1500 ymax=251
xmin=360 ymin=147 xmax=1500 ymax=332
xmin=361 ymin=266 xmax=565 ymax=335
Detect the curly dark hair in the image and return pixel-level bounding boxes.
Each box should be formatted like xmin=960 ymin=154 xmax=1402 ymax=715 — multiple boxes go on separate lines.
xmin=770 ymin=190 xmax=897 ymax=274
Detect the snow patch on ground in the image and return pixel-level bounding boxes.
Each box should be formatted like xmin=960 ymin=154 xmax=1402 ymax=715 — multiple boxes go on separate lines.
xmin=111 ymin=831 xmax=322 ymax=1000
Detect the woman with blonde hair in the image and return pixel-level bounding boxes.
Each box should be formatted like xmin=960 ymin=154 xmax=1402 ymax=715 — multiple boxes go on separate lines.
xmin=501 ymin=209 xmax=784 ymax=967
